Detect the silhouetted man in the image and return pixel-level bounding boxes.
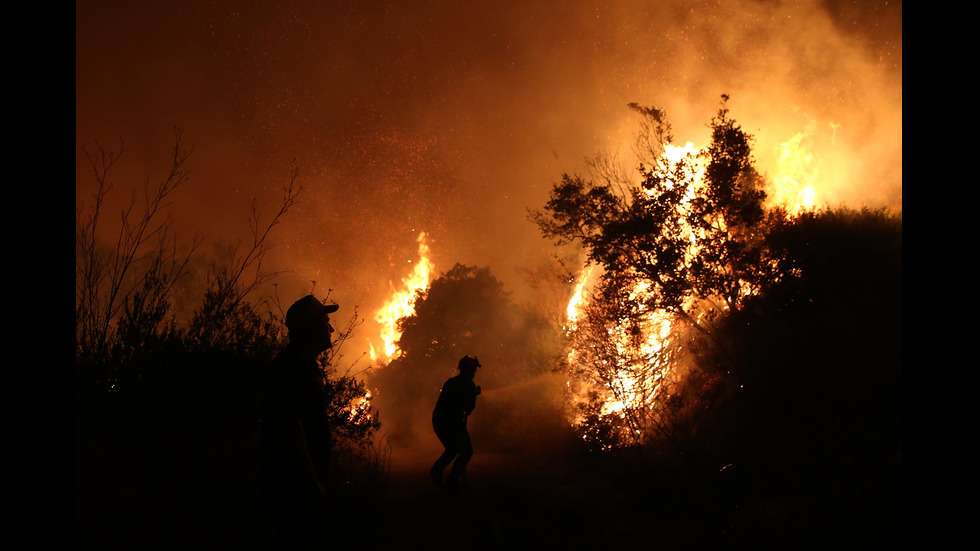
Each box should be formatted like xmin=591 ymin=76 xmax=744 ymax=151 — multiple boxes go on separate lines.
xmin=430 ymin=355 xmax=482 ymax=490
xmin=258 ymin=294 xmax=338 ymax=550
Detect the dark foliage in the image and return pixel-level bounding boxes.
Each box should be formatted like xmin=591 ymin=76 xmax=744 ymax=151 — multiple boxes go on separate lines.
xmin=76 ymin=137 xmax=382 ymax=549
xmin=77 ymin=285 xmax=388 ymax=547
xmin=672 ymin=206 xmax=903 ymax=547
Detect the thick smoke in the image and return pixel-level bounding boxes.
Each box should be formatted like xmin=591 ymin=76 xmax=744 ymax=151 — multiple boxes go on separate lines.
xmin=77 ymin=0 xmax=901 ymax=389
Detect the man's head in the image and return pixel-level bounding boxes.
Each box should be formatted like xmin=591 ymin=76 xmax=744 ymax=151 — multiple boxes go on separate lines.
xmin=285 ymin=295 xmax=339 ymax=354
xmin=457 ymin=355 xmax=481 ymax=378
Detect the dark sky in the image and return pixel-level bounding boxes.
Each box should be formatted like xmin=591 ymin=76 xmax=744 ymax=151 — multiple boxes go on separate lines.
xmin=76 ymin=0 xmax=902 ymax=360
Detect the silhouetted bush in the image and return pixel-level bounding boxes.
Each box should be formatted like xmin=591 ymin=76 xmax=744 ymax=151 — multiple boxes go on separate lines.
xmin=673 ymin=206 xmax=902 ymax=546
xmin=76 ymin=137 xmax=383 ymax=549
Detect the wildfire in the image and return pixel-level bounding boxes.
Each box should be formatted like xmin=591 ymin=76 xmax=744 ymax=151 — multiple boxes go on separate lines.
xmin=369 ymin=231 xmax=434 ymax=362
xmin=600 ymin=309 xmax=673 ymax=417
xmin=665 ymin=133 xmax=820 ymax=217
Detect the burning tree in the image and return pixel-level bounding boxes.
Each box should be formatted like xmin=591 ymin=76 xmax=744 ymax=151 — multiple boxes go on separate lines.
xmin=532 ymin=96 xmax=777 ymax=449
xmin=563 ymin=270 xmax=691 ymax=450
xmin=535 ymin=97 xmax=770 ymax=332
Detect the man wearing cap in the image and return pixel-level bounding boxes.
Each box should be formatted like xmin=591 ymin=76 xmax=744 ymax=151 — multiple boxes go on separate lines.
xmin=430 ymin=355 xmax=482 ymax=491
xmin=258 ymin=294 xmax=339 ymax=550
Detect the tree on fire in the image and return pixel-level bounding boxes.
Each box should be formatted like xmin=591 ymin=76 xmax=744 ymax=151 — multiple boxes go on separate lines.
xmin=533 ymin=96 xmax=771 ymax=340
xmin=563 ymin=269 xmax=695 ymax=451
xmin=531 ymin=96 xmax=775 ymax=450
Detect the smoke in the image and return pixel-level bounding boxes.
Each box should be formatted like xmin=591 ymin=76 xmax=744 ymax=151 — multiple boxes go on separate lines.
xmin=77 ymin=0 xmax=901 ymax=371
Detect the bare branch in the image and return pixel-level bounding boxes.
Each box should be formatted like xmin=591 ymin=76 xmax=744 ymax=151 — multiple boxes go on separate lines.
xmin=76 ymin=129 xmax=195 ymax=362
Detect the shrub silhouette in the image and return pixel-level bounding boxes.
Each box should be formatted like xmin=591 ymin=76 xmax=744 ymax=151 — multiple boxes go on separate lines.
xmin=76 ymin=136 xmax=383 ymax=549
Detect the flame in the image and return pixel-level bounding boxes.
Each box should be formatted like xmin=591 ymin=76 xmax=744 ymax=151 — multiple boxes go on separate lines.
xmin=564 ymin=273 xmax=676 ymax=446
xmin=663 ymin=131 xmax=822 ymax=217
xmin=662 ymin=141 xmax=698 ymax=165
xmin=347 ymin=390 xmax=374 ymax=423
xmin=369 ymin=231 xmax=434 ymax=362
xmin=768 ymin=125 xmax=821 ymax=216
xmin=662 ymin=142 xmax=704 ymax=196
xmin=565 ymin=266 xmax=594 ymax=331
xmin=597 ymin=308 xmax=673 ymax=419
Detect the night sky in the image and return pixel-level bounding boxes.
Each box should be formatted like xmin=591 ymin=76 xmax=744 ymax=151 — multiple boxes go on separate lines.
xmin=76 ymin=0 xmax=902 ymax=360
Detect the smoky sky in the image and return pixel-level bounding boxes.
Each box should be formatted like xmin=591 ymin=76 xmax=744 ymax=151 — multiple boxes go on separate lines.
xmin=76 ymin=0 xmax=902 ymax=360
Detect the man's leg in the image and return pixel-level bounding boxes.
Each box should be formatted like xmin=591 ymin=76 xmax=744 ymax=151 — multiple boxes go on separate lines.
xmin=446 ymin=430 xmax=473 ymax=488
xmin=431 ymin=425 xmax=462 ymax=486
xmin=431 ymin=447 xmax=458 ymax=485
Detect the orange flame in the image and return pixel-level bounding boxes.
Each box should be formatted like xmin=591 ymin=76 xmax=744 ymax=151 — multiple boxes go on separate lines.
xmin=662 ymin=141 xmax=699 ymax=167
xmin=564 ymin=274 xmax=676 ymax=445
xmin=768 ymin=125 xmax=821 ymax=216
xmin=565 ymin=266 xmax=594 ymax=331
xmin=369 ymin=231 xmax=434 ymax=362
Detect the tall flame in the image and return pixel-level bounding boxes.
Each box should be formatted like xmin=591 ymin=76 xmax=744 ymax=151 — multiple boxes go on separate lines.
xmin=768 ymin=125 xmax=821 ymax=216
xmin=369 ymin=231 xmax=435 ymax=362
xmin=565 ymin=266 xmax=594 ymax=331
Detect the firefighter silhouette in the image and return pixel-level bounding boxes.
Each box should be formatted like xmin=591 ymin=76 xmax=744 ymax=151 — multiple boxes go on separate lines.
xmin=430 ymin=355 xmax=482 ymax=490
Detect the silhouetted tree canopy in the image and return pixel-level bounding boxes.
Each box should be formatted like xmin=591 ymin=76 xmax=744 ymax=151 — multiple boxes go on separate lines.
xmin=532 ymin=97 xmax=771 ymax=337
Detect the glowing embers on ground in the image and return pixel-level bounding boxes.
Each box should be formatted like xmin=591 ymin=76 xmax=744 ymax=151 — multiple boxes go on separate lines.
xmin=369 ymin=231 xmax=434 ymax=363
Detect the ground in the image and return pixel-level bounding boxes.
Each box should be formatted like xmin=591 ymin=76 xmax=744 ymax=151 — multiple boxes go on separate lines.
xmin=77 ymin=432 xmax=729 ymax=550
xmin=325 ymin=442 xmax=730 ymax=551
xmin=78 ymin=430 xmax=897 ymax=550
